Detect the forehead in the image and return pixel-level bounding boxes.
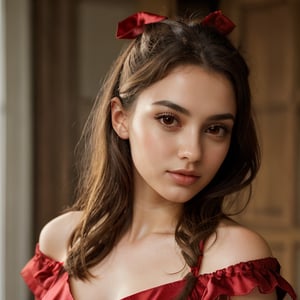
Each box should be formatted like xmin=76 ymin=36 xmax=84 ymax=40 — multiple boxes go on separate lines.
xmin=133 ymin=65 xmax=236 ymax=116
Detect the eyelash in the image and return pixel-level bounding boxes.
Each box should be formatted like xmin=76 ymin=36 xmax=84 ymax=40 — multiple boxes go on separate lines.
xmin=205 ymin=124 xmax=230 ymax=137
xmin=155 ymin=112 xmax=231 ymax=137
xmin=155 ymin=112 xmax=180 ymax=128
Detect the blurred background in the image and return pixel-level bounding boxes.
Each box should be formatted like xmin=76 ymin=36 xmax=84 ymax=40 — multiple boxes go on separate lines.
xmin=0 ymin=0 xmax=299 ymax=299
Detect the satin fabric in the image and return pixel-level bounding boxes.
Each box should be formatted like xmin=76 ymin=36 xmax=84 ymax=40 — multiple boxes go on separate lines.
xmin=21 ymin=244 xmax=297 ymax=300
xmin=116 ymin=12 xmax=167 ymax=39
xmin=115 ymin=10 xmax=235 ymax=40
xmin=201 ymin=10 xmax=235 ymax=35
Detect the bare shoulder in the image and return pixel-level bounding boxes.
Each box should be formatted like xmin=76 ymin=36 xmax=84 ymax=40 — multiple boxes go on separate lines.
xmin=39 ymin=210 xmax=82 ymax=262
xmin=201 ymin=218 xmax=273 ymax=274
xmin=217 ymin=218 xmax=273 ymax=259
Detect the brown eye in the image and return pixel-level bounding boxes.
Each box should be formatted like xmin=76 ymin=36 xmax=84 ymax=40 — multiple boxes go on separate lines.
xmin=206 ymin=125 xmax=228 ymax=137
xmin=155 ymin=113 xmax=180 ymax=129
xmin=161 ymin=115 xmax=176 ymax=125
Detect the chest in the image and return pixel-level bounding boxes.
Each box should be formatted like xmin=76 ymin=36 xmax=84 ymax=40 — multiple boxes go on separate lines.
xmin=69 ymin=237 xmax=188 ymax=300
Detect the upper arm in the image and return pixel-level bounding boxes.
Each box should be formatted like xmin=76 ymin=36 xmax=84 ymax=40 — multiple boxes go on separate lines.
xmin=39 ymin=211 xmax=82 ymax=262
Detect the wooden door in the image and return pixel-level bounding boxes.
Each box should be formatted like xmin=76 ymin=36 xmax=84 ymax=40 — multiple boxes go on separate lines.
xmin=221 ymin=0 xmax=300 ymax=294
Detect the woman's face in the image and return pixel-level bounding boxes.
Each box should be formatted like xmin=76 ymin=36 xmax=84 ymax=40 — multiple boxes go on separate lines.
xmin=114 ymin=65 xmax=236 ymax=204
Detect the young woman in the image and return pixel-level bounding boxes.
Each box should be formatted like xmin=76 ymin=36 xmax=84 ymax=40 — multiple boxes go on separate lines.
xmin=22 ymin=11 xmax=297 ymax=300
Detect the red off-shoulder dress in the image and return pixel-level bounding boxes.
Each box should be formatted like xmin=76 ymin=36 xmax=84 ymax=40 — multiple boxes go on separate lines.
xmin=21 ymin=244 xmax=297 ymax=300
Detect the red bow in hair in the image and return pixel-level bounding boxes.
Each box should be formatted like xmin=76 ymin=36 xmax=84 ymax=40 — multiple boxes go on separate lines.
xmin=116 ymin=11 xmax=167 ymax=39
xmin=201 ymin=10 xmax=235 ymax=35
xmin=116 ymin=10 xmax=235 ymax=40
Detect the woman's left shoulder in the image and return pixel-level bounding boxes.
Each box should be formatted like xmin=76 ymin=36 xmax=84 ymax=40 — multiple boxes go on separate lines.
xmin=201 ymin=218 xmax=273 ymax=273
xmin=218 ymin=218 xmax=273 ymax=257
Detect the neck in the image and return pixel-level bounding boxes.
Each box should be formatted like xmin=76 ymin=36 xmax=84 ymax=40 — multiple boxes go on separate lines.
xmin=125 ymin=196 xmax=183 ymax=243
xmin=124 ymin=169 xmax=184 ymax=243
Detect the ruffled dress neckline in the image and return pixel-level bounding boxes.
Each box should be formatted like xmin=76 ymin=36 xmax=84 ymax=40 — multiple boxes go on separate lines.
xmin=21 ymin=244 xmax=297 ymax=299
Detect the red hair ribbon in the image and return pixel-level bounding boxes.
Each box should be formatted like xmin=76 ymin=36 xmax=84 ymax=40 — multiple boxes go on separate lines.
xmin=116 ymin=10 xmax=235 ymax=40
xmin=116 ymin=11 xmax=167 ymax=39
xmin=201 ymin=10 xmax=235 ymax=35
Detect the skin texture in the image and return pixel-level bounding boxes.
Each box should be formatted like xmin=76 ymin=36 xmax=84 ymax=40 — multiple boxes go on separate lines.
xmin=39 ymin=66 xmax=275 ymax=300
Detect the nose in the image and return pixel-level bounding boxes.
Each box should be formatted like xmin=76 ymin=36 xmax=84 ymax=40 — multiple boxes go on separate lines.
xmin=177 ymin=131 xmax=202 ymax=163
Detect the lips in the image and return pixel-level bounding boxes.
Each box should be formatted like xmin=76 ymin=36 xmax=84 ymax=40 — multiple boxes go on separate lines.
xmin=167 ymin=170 xmax=200 ymax=186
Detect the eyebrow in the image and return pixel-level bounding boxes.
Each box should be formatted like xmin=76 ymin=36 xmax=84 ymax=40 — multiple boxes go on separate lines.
xmin=207 ymin=113 xmax=235 ymax=122
xmin=152 ymin=100 xmax=235 ymax=121
xmin=152 ymin=100 xmax=190 ymax=115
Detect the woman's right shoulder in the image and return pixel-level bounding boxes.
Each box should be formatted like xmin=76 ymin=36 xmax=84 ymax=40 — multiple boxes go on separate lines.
xmin=38 ymin=210 xmax=83 ymax=262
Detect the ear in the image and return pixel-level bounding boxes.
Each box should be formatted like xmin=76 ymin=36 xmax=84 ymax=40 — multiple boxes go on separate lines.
xmin=111 ymin=97 xmax=129 ymax=139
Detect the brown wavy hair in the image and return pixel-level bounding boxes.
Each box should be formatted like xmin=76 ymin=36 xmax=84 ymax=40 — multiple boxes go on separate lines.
xmin=65 ymin=15 xmax=260 ymax=299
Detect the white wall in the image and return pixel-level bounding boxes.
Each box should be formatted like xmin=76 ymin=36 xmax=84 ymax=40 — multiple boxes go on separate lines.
xmin=1 ymin=0 xmax=32 ymax=299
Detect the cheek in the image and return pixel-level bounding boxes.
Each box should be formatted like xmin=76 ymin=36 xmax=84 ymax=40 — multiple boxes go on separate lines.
xmin=207 ymin=142 xmax=231 ymax=172
xmin=132 ymin=124 xmax=156 ymax=148
xmin=129 ymin=123 xmax=167 ymax=161
xmin=129 ymin=115 xmax=174 ymax=154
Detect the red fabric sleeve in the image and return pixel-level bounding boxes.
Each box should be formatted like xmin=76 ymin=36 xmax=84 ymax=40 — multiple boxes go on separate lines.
xmin=21 ymin=245 xmax=297 ymax=300
xmin=193 ymin=257 xmax=297 ymax=299
xmin=21 ymin=244 xmax=73 ymax=300
xmin=123 ymin=258 xmax=297 ymax=300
